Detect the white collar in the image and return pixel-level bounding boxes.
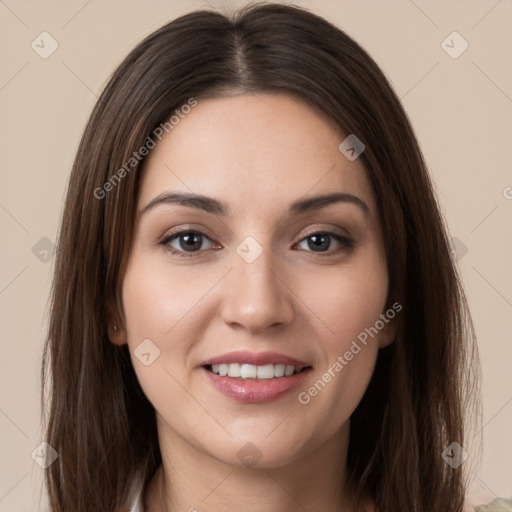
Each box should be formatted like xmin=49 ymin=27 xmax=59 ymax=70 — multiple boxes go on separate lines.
xmin=129 ymin=474 xmax=145 ymax=512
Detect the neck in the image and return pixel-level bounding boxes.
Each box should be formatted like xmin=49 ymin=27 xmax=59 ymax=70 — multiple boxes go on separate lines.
xmin=144 ymin=416 xmax=366 ymax=512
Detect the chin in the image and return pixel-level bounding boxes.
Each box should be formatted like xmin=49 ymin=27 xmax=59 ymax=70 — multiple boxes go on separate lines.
xmin=202 ymin=431 xmax=314 ymax=470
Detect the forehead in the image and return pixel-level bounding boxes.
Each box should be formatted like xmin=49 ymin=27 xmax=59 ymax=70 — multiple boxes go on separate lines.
xmin=138 ymin=93 xmax=375 ymax=213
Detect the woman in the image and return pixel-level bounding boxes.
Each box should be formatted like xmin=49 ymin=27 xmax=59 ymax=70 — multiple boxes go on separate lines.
xmin=41 ymin=3 xmax=481 ymax=511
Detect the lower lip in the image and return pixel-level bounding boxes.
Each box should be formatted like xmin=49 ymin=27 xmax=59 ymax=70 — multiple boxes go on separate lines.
xmin=202 ymin=367 xmax=311 ymax=403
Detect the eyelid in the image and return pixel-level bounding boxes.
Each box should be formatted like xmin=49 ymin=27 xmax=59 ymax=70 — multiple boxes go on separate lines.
xmin=160 ymin=224 xmax=217 ymax=242
xmin=161 ymin=230 xmax=216 ymax=246
xmin=299 ymin=224 xmax=351 ymax=239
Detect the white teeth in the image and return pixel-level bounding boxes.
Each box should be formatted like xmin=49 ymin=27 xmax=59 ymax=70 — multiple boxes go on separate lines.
xmin=284 ymin=365 xmax=295 ymax=376
xmin=274 ymin=364 xmax=285 ymax=377
xmin=240 ymin=364 xmax=257 ymax=379
xmin=257 ymin=364 xmax=274 ymax=379
xmin=227 ymin=363 xmax=240 ymax=377
xmin=209 ymin=363 xmax=303 ymax=379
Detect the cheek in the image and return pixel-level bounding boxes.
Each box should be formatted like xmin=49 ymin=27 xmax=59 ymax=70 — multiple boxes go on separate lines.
xmin=120 ymin=254 xmax=210 ymax=388
xmin=303 ymin=258 xmax=389 ymax=350
xmin=121 ymin=253 xmax=216 ymax=344
xmin=292 ymin=259 xmax=388 ymax=424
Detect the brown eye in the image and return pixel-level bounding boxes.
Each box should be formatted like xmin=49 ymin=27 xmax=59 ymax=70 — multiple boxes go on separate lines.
xmin=296 ymin=232 xmax=353 ymax=254
xmin=161 ymin=230 xmax=217 ymax=256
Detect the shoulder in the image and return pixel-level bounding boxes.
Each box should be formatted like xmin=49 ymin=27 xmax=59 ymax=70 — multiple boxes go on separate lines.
xmin=367 ymin=497 xmax=512 ymax=512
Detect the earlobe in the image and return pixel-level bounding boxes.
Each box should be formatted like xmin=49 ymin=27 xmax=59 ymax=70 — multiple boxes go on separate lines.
xmin=106 ymin=304 xmax=128 ymax=345
xmin=378 ymin=319 xmax=397 ymax=349
xmin=108 ymin=322 xmax=127 ymax=345
xmin=378 ymin=300 xmax=402 ymax=348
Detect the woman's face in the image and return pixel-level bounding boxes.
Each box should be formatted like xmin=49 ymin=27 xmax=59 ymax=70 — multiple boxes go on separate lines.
xmin=118 ymin=93 xmax=394 ymax=468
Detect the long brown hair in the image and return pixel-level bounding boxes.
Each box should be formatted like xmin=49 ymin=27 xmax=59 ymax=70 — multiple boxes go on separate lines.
xmin=42 ymin=3 xmax=480 ymax=511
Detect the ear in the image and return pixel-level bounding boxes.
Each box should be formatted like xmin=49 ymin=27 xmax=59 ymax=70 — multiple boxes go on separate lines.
xmin=378 ymin=320 xmax=396 ymax=348
xmin=106 ymin=303 xmax=128 ymax=346
xmin=378 ymin=302 xmax=401 ymax=348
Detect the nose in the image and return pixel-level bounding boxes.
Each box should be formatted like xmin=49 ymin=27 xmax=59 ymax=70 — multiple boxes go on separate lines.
xmin=219 ymin=247 xmax=294 ymax=334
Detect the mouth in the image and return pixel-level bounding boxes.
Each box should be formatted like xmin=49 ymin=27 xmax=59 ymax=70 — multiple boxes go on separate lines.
xmin=201 ymin=351 xmax=312 ymax=403
xmin=204 ymin=363 xmax=309 ymax=379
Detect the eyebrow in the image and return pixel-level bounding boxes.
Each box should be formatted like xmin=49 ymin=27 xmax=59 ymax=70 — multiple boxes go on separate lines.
xmin=140 ymin=191 xmax=370 ymax=217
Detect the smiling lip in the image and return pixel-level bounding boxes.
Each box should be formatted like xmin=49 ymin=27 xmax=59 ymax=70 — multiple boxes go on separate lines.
xmin=201 ymin=350 xmax=311 ymax=403
xmin=201 ymin=350 xmax=309 ymax=368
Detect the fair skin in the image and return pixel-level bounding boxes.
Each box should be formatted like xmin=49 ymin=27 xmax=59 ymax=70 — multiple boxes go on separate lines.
xmin=111 ymin=93 xmax=394 ymax=511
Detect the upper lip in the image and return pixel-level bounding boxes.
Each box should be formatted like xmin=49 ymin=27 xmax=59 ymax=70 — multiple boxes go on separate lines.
xmin=201 ymin=350 xmax=310 ymax=368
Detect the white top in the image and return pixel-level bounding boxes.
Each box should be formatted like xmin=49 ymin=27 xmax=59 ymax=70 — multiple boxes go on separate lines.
xmin=129 ymin=474 xmax=144 ymax=512
xmin=130 ymin=494 xmax=142 ymax=512
xmin=475 ymin=498 xmax=512 ymax=511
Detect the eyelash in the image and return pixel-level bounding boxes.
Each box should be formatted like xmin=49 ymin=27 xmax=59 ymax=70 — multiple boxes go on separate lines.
xmin=159 ymin=229 xmax=354 ymax=258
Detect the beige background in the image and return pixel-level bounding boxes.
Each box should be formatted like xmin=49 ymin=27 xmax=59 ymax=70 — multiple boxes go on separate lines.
xmin=1 ymin=0 xmax=511 ymax=510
